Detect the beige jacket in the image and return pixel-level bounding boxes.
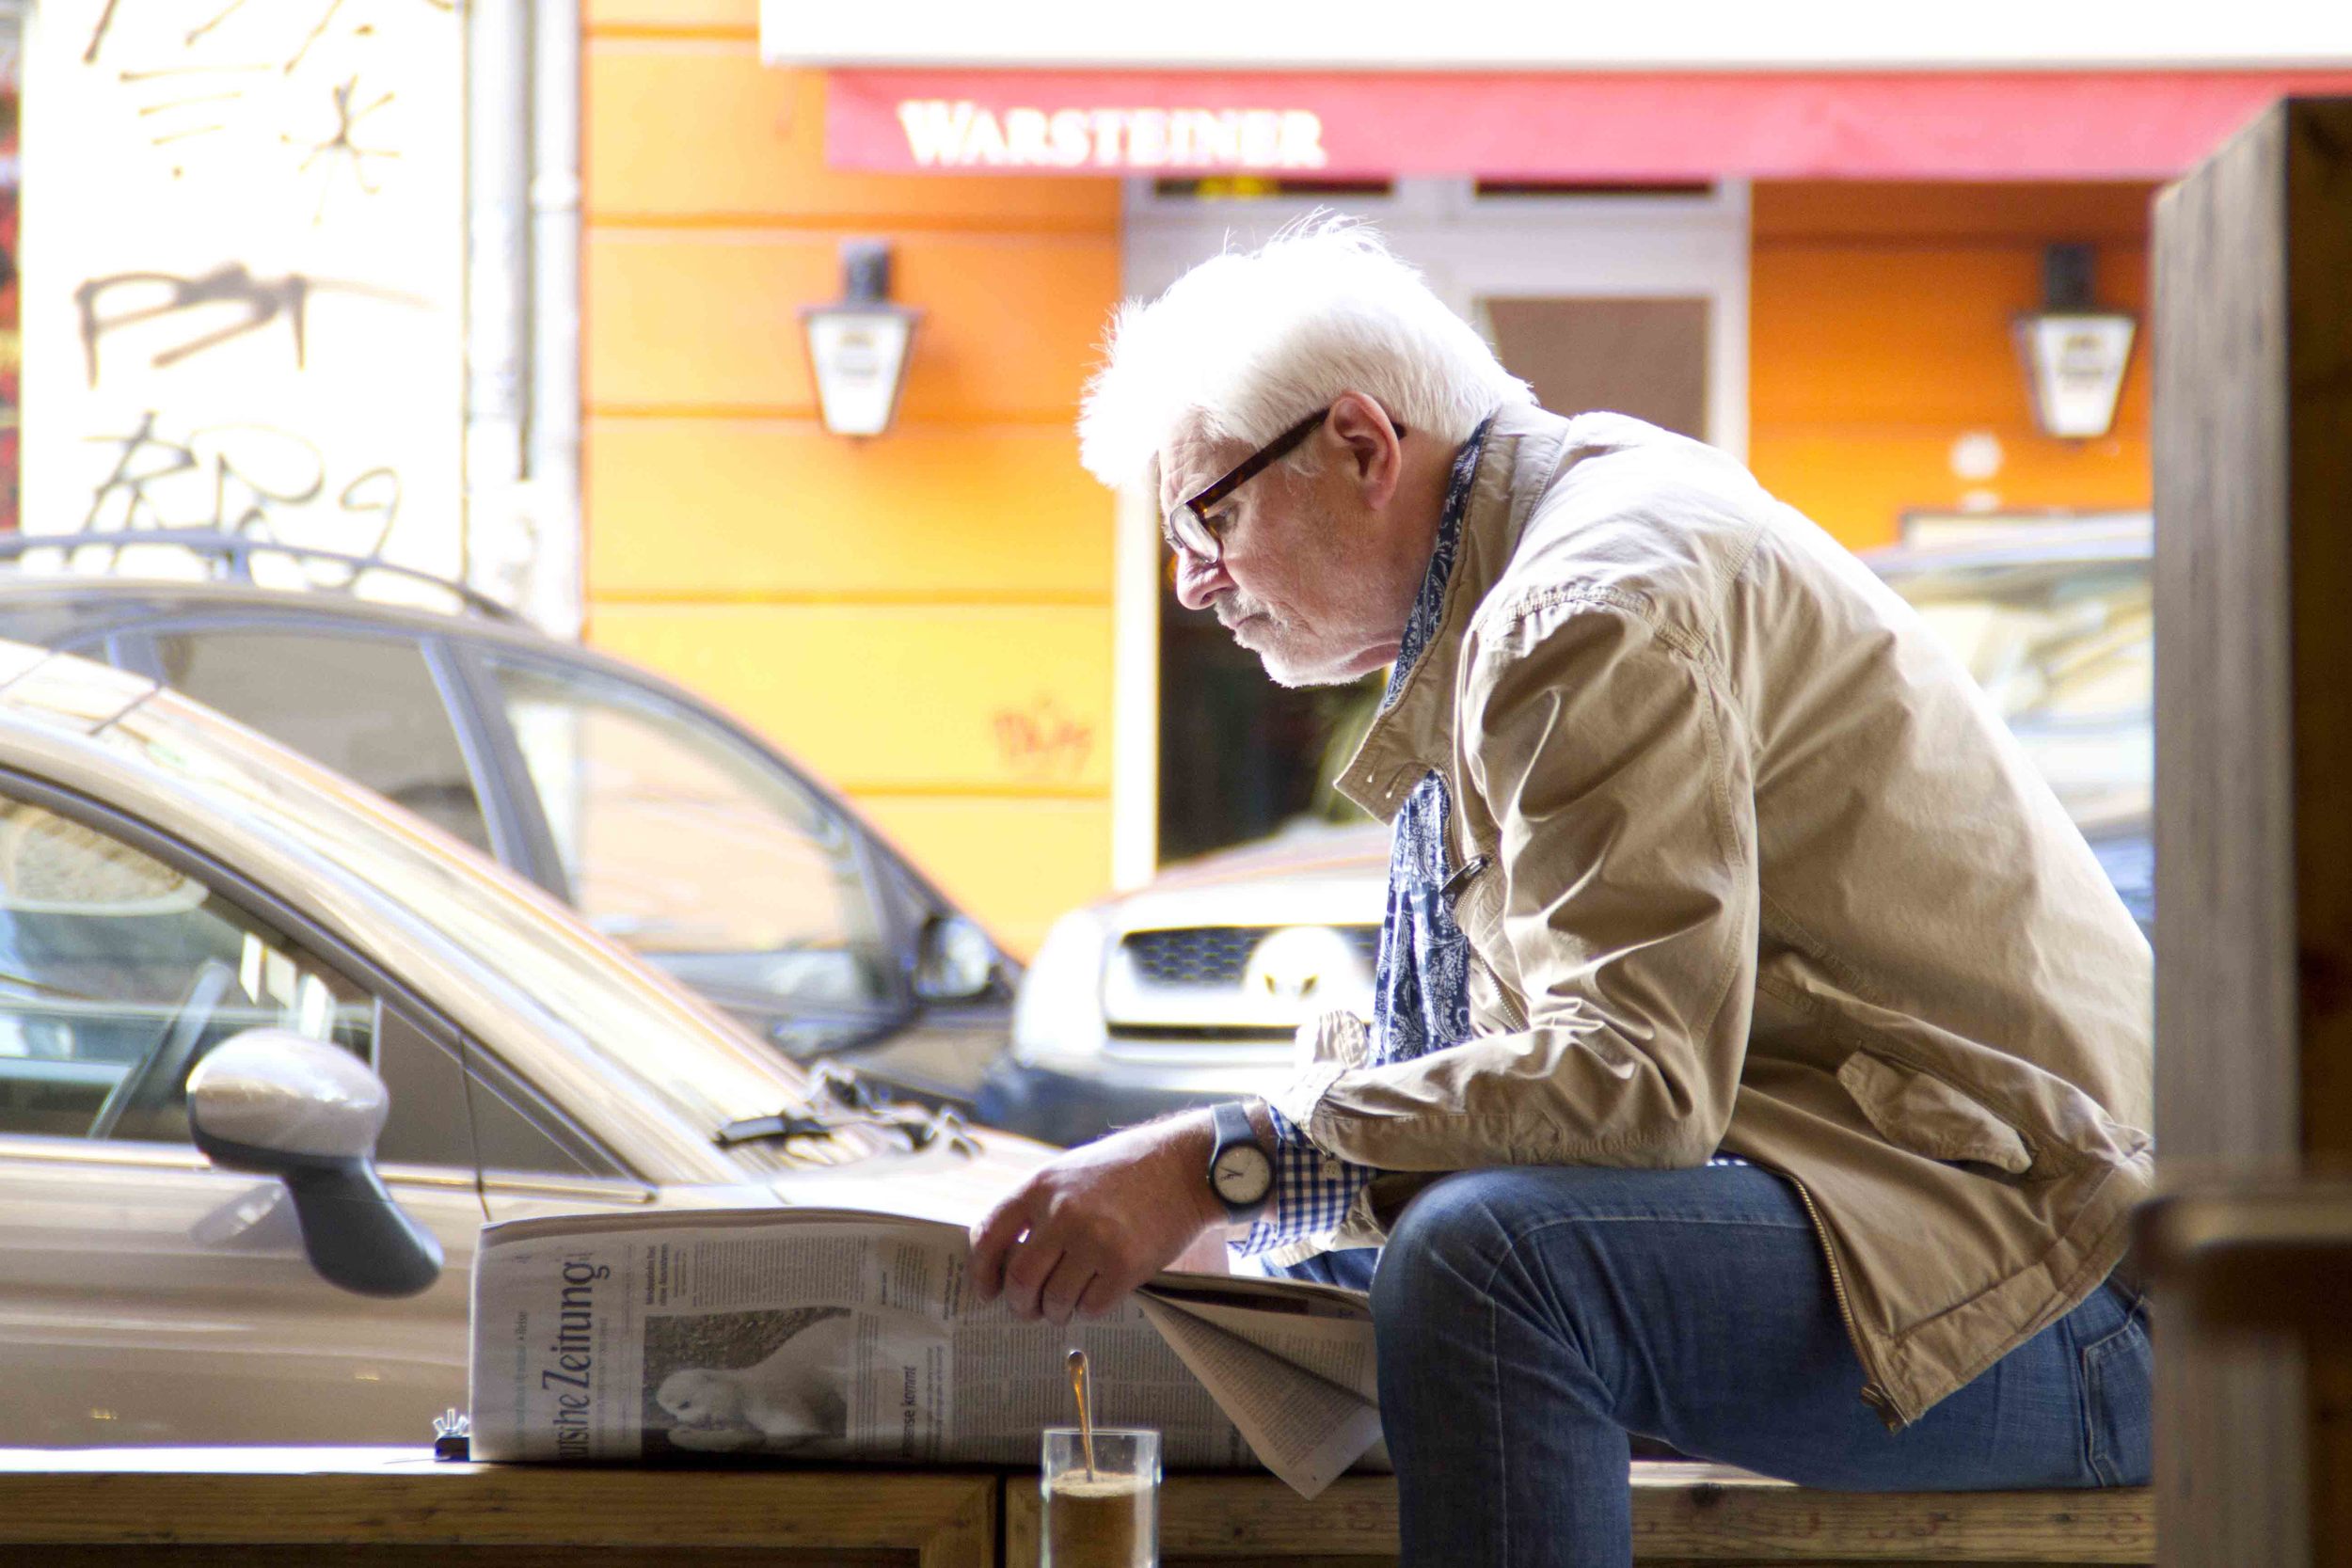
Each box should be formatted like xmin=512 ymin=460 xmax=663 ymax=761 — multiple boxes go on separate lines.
xmin=1277 ymin=405 xmax=2153 ymax=1428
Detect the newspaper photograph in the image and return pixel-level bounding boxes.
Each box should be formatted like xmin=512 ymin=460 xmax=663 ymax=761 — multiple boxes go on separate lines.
xmin=469 ymin=1207 xmax=1385 ymax=1497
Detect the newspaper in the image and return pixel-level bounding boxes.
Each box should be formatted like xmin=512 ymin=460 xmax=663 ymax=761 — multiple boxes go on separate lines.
xmin=469 ymin=1207 xmax=1385 ymax=1497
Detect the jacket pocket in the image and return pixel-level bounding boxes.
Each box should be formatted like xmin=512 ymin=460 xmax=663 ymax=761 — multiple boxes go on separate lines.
xmin=1835 ymin=1050 xmax=2034 ymax=1176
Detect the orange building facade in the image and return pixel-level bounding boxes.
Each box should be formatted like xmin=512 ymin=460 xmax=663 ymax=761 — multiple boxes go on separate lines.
xmin=1747 ymin=181 xmax=2152 ymax=547
xmin=583 ymin=0 xmax=2157 ymax=954
xmin=585 ymin=1 xmax=1123 ymax=957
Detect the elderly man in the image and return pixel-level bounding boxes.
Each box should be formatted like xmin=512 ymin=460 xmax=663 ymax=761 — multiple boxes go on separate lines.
xmin=969 ymin=221 xmax=2153 ymax=1567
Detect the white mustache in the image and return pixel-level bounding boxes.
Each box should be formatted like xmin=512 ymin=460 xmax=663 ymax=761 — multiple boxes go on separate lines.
xmin=1214 ymin=595 xmax=1273 ymax=631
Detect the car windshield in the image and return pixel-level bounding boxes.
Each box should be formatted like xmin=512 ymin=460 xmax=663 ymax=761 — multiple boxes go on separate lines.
xmin=1880 ymin=550 xmax=2152 ymax=832
xmin=87 ymin=683 xmax=836 ymax=1147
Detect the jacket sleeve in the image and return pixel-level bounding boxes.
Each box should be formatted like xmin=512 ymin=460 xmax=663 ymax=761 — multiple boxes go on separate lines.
xmin=1274 ymin=599 xmax=1758 ymax=1171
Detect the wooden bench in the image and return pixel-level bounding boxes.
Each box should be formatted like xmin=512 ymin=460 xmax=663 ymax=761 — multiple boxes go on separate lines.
xmin=0 ymin=1449 xmax=2153 ymax=1566
xmin=1005 ymin=1465 xmax=2156 ymax=1567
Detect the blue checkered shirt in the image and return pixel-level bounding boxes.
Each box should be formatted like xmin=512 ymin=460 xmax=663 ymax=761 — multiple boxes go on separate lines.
xmin=1236 ymin=421 xmax=1489 ymax=1257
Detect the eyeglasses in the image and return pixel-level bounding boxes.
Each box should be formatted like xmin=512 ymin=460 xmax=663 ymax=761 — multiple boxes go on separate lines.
xmin=1164 ymin=406 xmax=1411 ymax=563
xmin=1163 ymin=407 xmax=1329 ymax=563
xmin=1162 ymin=406 xmax=1357 ymax=564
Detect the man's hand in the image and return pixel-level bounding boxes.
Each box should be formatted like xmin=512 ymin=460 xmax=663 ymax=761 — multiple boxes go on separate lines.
xmin=969 ymin=1110 xmax=1228 ymax=1325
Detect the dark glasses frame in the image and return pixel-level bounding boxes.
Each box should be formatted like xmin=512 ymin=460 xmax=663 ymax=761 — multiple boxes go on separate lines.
xmin=1167 ymin=406 xmax=1406 ymax=563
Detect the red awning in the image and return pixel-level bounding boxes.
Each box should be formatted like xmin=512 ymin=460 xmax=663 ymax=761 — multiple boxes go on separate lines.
xmin=826 ymin=69 xmax=2352 ymax=180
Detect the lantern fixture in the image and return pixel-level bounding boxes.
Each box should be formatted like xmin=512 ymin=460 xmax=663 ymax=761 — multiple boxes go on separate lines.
xmin=802 ymin=241 xmax=921 ymax=438
xmin=2013 ymin=243 xmax=2137 ymax=441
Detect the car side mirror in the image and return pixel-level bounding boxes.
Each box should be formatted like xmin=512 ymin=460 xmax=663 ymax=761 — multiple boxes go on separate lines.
xmin=913 ymin=913 xmax=998 ymax=1004
xmin=186 ymin=1029 xmax=443 ymax=1299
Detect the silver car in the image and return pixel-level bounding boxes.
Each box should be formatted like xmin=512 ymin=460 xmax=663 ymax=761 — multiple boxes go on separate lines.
xmin=981 ymin=519 xmax=2153 ymax=1147
xmin=0 ymin=538 xmax=1016 ymax=1113
xmin=0 ymin=642 xmax=1049 ymax=1446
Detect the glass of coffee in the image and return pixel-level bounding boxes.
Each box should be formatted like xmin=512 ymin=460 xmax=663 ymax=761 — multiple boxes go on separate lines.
xmin=1041 ymin=1426 xmax=1159 ymax=1568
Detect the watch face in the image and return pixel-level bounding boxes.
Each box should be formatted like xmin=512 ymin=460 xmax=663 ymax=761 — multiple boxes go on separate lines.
xmin=1212 ymin=1143 xmax=1273 ymax=1206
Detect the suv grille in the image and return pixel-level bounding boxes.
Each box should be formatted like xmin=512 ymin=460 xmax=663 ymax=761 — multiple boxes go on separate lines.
xmin=1120 ymin=926 xmax=1381 ymax=988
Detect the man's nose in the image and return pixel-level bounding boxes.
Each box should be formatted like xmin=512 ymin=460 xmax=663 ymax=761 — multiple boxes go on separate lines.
xmin=1171 ymin=549 xmax=1230 ymax=611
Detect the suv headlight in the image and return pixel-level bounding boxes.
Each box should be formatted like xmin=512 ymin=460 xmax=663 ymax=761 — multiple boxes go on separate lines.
xmin=1011 ymin=908 xmax=1111 ymax=1066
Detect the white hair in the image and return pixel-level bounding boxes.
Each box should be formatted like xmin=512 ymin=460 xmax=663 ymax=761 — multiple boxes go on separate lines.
xmin=1076 ymin=216 xmax=1534 ymax=490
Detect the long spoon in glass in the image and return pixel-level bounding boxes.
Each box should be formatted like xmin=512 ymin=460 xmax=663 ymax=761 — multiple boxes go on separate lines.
xmin=1065 ymin=1347 xmax=1097 ymax=1481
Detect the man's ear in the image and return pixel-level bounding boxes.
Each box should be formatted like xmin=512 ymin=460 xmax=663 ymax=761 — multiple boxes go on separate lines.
xmin=1327 ymin=390 xmax=1404 ymax=508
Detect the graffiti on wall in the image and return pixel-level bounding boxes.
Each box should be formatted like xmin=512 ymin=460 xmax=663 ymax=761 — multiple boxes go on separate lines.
xmin=287 ymin=74 xmax=405 ymax=223
xmin=993 ymin=696 xmax=1095 ymax=782
xmin=25 ymin=0 xmax=462 ymax=578
xmin=86 ymin=0 xmax=448 ymax=197
xmin=75 ymin=264 xmax=425 ymax=385
xmin=84 ymin=409 xmax=399 ymax=546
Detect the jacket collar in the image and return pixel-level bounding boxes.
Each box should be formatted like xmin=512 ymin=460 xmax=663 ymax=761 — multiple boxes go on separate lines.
xmin=1335 ymin=403 xmax=1578 ymax=822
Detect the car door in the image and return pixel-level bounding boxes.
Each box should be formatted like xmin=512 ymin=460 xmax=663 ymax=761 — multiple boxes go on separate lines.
xmin=131 ymin=620 xmax=519 ymax=863
xmin=0 ymin=772 xmax=637 ymax=1445
xmin=453 ymin=647 xmax=933 ymax=1080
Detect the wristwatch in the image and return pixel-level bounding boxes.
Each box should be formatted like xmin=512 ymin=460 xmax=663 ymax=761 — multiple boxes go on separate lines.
xmin=1206 ymin=1100 xmax=1275 ymax=1223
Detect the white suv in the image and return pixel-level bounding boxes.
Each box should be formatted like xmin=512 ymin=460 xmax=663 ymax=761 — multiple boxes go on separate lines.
xmin=977 ymin=819 xmax=1388 ymax=1146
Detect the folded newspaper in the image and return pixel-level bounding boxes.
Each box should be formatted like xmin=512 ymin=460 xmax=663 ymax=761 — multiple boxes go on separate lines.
xmin=469 ymin=1207 xmax=1386 ymax=1497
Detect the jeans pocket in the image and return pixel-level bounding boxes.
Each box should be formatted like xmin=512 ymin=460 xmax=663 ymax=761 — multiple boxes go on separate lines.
xmin=2081 ymin=1303 xmax=2153 ymax=1486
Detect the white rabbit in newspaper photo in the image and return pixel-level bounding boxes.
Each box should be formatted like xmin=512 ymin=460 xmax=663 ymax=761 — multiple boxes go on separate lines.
xmin=649 ymin=1307 xmax=856 ymax=1455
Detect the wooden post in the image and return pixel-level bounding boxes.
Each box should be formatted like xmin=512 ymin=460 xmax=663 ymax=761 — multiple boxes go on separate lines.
xmin=2151 ymin=96 xmax=2352 ymax=1568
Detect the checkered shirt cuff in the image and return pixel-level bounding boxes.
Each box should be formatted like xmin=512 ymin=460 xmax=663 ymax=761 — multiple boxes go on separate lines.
xmin=1233 ymin=1103 xmax=1376 ymax=1257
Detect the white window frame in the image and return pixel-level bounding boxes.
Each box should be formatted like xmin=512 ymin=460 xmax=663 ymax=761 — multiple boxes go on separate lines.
xmin=1109 ymin=177 xmax=1751 ymax=884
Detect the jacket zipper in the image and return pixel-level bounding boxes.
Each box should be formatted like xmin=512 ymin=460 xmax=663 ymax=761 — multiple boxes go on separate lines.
xmin=1494 ymin=968 xmax=1530 ymax=1031
xmin=1466 ymin=944 xmax=1530 ymax=1031
xmin=1780 ymin=1168 xmax=1905 ymax=1432
xmin=1444 ymin=855 xmax=1534 ymax=1030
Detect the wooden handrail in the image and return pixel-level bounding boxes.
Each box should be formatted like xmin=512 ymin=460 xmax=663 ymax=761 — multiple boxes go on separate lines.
xmin=2137 ymin=1180 xmax=2352 ymax=1330
xmin=0 ymin=1448 xmax=2153 ymax=1566
xmin=1012 ymin=1463 xmax=2155 ymax=1564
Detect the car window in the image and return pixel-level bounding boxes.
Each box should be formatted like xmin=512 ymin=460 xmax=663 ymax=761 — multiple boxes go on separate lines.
xmin=1889 ymin=556 xmax=2153 ymax=837
xmin=372 ymin=1005 xmax=615 ymax=1180
xmin=149 ymin=629 xmax=493 ymax=855
xmin=101 ymin=689 xmax=840 ymax=1156
xmin=482 ymin=656 xmax=894 ymax=1010
xmin=1893 ymin=562 xmax=2152 ymax=731
xmin=0 ymin=786 xmax=615 ymax=1180
xmin=0 ymin=793 xmax=373 ymax=1145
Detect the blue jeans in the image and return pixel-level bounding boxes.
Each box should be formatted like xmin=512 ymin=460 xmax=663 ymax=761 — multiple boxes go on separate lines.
xmin=1273 ymin=1163 xmax=2152 ymax=1568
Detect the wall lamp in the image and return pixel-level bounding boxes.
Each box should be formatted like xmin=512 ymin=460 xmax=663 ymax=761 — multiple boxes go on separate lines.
xmin=2014 ymin=243 xmax=2136 ymax=441
xmin=803 ymin=240 xmax=922 ymax=438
